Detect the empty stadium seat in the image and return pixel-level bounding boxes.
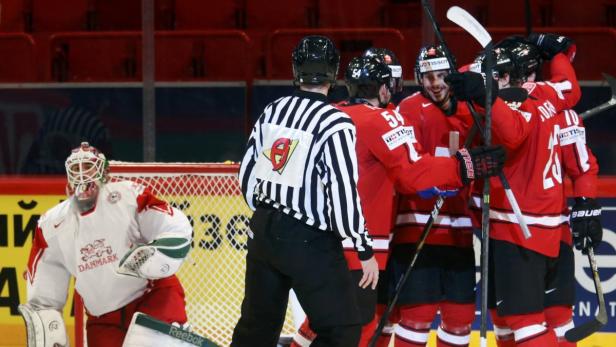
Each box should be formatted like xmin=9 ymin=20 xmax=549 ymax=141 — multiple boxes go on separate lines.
xmin=175 ymin=0 xmax=242 ymax=29
xmin=384 ymin=2 xmax=422 ymax=28
xmin=435 ymin=0 xmax=487 ymax=27
xmin=246 ymin=0 xmax=316 ymax=29
xmin=49 ymin=31 xmax=253 ymax=81
xmin=32 ymin=0 xmax=89 ymax=32
xmin=551 ymin=0 xmax=613 ymax=26
xmin=0 ymin=0 xmax=28 ymax=32
xmin=156 ymin=31 xmax=252 ymax=81
xmin=318 ymin=0 xmax=385 ymax=27
xmin=0 ymin=33 xmax=36 ymax=81
xmin=91 ymin=0 xmax=174 ymax=30
xmin=50 ymin=32 xmax=141 ymax=81
xmin=266 ymin=28 xmax=405 ymax=79
xmin=486 ymin=0 xmax=551 ymax=27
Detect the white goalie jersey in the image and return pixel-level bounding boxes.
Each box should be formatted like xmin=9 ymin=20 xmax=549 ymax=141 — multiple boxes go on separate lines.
xmin=25 ymin=180 xmax=192 ymax=316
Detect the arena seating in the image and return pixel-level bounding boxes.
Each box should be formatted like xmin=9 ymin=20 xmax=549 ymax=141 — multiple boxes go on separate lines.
xmin=245 ymin=0 xmax=317 ymax=29
xmin=267 ymin=28 xmax=405 ymax=79
xmin=31 ymin=0 xmax=89 ymax=32
xmin=0 ymin=0 xmax=28 ymax=32
xmin=0 ymin=0 xmax=613 ymax=81
xmin=551 ymin=0 xmax=614 ymax=27
xmin=0 ymin=33 xmax=36 ymax=81
xmin=49 ymin=31 xmax=252 ymax=82
xmin=175 ymin=0 xmax=242 ymax=29
xmin=318 ymin=0 xmax=386 ymax=27
xmin=155 ymin=31 xmax=252 ymax=81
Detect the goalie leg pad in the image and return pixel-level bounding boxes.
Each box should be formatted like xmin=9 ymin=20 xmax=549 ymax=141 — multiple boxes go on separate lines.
xmin=18 ymin=304 xmax=68 ymax=347
xmin=122 ymin=312 xmax=217 ymax=347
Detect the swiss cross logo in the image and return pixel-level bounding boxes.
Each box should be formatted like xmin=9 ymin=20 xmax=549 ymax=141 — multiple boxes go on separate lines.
xmin=263 ymin=137 xmax=299 ymax=174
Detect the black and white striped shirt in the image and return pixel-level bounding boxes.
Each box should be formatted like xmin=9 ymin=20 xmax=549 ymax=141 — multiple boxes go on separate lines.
xmin=239 ymin=89 xmax=373 ymax=259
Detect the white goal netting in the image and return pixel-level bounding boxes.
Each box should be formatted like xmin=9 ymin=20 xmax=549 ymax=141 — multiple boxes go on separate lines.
xmin=76 ymin=162 xmax=296 ymax=347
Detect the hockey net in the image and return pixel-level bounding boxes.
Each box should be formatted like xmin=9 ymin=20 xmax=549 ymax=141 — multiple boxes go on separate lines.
xmin=75 ymin=162 xmax=296 ymax=347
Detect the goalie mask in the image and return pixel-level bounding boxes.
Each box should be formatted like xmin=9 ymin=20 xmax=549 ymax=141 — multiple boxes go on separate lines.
xmin=65 ymin=142 xmax=108 ymax=212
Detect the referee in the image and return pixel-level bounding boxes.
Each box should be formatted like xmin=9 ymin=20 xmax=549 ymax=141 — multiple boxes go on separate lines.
xmin=232 ymin=35 xmax=378 ymax=347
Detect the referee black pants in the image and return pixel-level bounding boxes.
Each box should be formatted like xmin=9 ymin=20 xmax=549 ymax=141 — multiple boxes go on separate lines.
xmin=231 ymin=206 xmax=362 ymax=347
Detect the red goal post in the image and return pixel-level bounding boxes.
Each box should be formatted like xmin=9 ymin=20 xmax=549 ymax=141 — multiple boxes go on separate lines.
xmin=75 ymin=162 xmax=297 ymax=347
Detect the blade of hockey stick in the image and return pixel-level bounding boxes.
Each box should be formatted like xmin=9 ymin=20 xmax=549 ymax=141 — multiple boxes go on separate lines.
xmin=565 ymin=247 xmax=607 ymax=342
xmin=367 ymin=196 xmax=445 ymax=347
xmin=446 ymin=6 xmax=492 ymax=48
xmin=581 ymin=73 xmax=616 ymax=120
xmin=444 ymin=5 xmax=532 ymax=240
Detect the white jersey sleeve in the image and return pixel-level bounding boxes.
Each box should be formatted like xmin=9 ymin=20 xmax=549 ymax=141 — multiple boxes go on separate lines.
xmin=26 ymin=202 xmax=73 ymax=311
xmin=129 ymin=184 xmax=192 ymax=243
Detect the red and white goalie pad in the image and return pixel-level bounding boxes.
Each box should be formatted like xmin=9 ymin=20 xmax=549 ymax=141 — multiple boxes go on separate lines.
xmin=117 ymin=233 xmax=191 ymax=280
xmin=18 ymin=304 xmax=68 ymax=347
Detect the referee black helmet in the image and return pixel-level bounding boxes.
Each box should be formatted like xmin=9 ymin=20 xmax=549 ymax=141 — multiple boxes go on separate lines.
xmin=292 ymin=35 xmax=340 ymax=86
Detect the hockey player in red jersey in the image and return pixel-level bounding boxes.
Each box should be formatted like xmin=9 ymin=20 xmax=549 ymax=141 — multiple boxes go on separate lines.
xmin=290 ymin=55 xmax=506 ymax=347
xmin=485 ymin=35 xmax=601 ymax=347
xmin=389 ymin=44 xmax=532 ymax=347
xmin=468 ymin=34 xmax=584 ymax=347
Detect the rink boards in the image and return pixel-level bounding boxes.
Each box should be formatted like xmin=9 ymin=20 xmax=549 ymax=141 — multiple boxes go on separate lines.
xmin=0 ymin=177 xmax=615 ymax=346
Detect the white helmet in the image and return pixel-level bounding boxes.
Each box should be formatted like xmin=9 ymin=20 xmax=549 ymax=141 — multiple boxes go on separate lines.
xmin=65 ymin=142 xmax=108 ymax=211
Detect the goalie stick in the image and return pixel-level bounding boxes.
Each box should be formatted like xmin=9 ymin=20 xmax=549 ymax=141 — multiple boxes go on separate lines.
xmin=428 ymin=4 xmax=533 ymax=241
xmin=564 ymin=247 xmax=608 ymax=342
xmin=580 ymin=73 xmax=616 ymax=120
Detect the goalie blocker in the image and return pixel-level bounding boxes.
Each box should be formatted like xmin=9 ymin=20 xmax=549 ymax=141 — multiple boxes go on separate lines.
xmin=18 ymin=304 xmax=68 ymax=347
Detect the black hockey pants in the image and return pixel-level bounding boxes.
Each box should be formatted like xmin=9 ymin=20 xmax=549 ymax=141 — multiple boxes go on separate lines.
xmin=231 ymin=206 xmax=361 ymax=347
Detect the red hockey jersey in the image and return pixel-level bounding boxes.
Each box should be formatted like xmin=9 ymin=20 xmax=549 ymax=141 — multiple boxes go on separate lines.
xmin=558 ymin=109 xmax=599 ymax=245
xmin=337 ymin=101 xmax=464 ymax=270
xmin=394 ymin=89 xmax=529 ymax=247
xmin=477 ymin=53 xmax=582 ymax=257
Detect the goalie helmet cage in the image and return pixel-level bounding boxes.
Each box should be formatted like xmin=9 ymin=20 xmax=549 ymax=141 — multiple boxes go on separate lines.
xmin=74 ymin=162 xmax=297 ymax=347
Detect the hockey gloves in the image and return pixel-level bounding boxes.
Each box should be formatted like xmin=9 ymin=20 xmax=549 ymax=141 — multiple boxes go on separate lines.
xmin=455 ymin=146 xmax=505 ymax=185
xmin=446 ymin=71 xmax=498 ymax=108
xmin=527 ymin=33 xmax=575 ymax=61
xmin=570 ymin=197 xmax=603 ymax=254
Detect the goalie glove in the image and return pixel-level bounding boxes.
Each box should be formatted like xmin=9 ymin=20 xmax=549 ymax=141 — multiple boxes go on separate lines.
xmin=570 ymin=197 xmax=603 ymax=254
xmin=117 ymin=234 xmax=191 ymax=279
xmin=455 ymin=146 xmax=505 ymax=185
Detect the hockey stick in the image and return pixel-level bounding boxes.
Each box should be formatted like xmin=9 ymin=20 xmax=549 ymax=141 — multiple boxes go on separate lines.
xmin=524 ymin=0 xmax=532 ymax=36
xmin=441 ymin=5 xmax=532 ymax=241
xmin=367 ymin=196 xmax=445 ymax=347
xmin=580 ymin=73 xmax=616 ymax=120
xmin=442 ymin=7 xmax=494 ymax=346
xmin=564 ymin=247 xmax=608 ymax=342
